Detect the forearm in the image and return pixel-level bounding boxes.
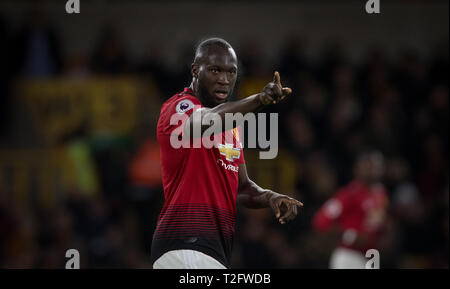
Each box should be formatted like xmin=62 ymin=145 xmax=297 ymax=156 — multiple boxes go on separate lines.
xmin=187 ymin=94 xmax=264 ymax=135
xmin=209 ymin=93 xmax=263 ymax=119
xmin=237 ymin=180 xmax=279 ymax=209
xmin=185 ymin=70 xmax=291 ymax=136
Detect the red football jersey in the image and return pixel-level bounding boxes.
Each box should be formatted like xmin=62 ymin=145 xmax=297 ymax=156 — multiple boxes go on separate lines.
xmin=312 ymin=180 xmax=388 ymax=253
xmin=151 ymin=87 xmax=245 ymax=268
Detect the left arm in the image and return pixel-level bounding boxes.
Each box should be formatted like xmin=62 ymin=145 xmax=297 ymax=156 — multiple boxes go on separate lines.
xmin=237 ymin=163 xmax=303 ymax=224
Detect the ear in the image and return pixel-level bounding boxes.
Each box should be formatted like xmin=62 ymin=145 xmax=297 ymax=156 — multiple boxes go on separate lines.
xmin=191 ymin=63 xmax=199 ymax=78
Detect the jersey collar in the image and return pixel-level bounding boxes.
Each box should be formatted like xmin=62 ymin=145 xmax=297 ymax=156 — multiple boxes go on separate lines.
xmin=182 ymin=87 xmax=194 ymax=96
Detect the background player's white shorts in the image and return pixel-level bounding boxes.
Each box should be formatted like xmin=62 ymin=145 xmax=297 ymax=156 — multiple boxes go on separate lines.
xmin=153 ymin=249 xmax=227 ymax=269
xmin=329 ymin=247 xmax=367 ymax=269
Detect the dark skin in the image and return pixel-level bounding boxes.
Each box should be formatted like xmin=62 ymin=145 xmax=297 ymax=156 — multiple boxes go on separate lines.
xmin=238 ymin=163 xmax=303 ymax=224
xmin=186 ymin=44 xmax=303 ymax=224
xmin=188 ymin=45 xmax=292 ymax=132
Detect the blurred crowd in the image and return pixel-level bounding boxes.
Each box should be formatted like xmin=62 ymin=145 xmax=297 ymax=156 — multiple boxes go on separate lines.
xmin=0 ymin=8 xmax=448 ymax=269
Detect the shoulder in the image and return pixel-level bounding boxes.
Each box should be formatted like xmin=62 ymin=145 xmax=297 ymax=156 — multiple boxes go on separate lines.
xmin=341 ymin=181 xmax=371 ymax=199
xmin=333 ymin=181 xmax=362 ymax=200
xmin=157 ymin=89 xmax=203 ymax=135
xmin=161 ymin=90 xmax=202 ymax=116
xmin=348 ymin=180 xmax=364 ymax=190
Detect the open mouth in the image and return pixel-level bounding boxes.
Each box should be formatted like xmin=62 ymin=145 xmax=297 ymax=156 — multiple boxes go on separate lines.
xmin=214 ymin=90 xmax=228 ymax=100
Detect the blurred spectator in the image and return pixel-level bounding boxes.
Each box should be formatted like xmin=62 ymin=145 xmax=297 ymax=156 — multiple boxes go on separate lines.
xmin=284 ymin=110 xmax=316 ymax=158
xmin=238 ymin=39 xmax=269 ymax=79
xmin=90 ymin=26 xmax=129 ymax=75
xmin=11 ymin=6 xmax=62 ymax=77
xmin=170 ymin=42 xmax=196 ymax=98
xmin=279 ymin=36 xmax=310 ymax=86
xmin=0 ymin=14 xmax=11 ymax=138
xmin=64 ymin=53 xmax=91 ymax=78
xmin=317 ymin=41 xmax=347 ymax=91
xmin=139 ymin=44 xmax=171 ymax=98
xmin=417 ymin=135 xmax=448 ymax=202
xmin=61 ymin=125 xmax=100 ymax=199
xmin=126 ymin=123 xmax=163 ymax=254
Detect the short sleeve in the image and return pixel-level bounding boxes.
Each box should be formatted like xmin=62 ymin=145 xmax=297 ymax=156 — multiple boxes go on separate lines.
xmin=312 ymin=188 xmax=350 ymax=231
xmin=158 ymin=95 xmax=203 ymax=136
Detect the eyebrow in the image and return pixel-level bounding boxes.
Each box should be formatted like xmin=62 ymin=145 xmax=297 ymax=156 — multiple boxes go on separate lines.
xmin=206 ymin=64 xmax=237 ymax=71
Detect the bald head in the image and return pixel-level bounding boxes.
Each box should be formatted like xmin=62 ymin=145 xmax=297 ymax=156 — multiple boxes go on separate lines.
xmin=193 ymin=38 xmax=236 ymax=64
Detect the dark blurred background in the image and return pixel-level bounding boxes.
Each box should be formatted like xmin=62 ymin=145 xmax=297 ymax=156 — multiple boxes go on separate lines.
xmin=0 ymin=0 xmax=448 ymax=268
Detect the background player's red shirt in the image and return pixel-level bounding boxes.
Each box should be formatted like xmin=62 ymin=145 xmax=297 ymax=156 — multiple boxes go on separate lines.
xmin=151 ymin=87 xmax=245 ymax=268
xmin=312 ymin=180 xmax=388 ymax=253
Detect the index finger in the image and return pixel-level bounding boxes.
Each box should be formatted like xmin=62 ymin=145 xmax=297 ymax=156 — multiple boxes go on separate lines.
xmin=293 ymin=199 xmax=304 ymax=207
xmin=273 ymin=71 xmax=281 ymax=86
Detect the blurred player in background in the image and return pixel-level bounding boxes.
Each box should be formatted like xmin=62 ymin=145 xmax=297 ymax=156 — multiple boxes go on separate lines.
xmin=151 ymin=38 xmax=303 ymax=269
xmin=312 ymin=150 xmax=389 ymax=269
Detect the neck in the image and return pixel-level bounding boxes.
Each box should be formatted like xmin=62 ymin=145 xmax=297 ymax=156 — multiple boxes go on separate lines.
xmin=356 ymin=176 xmax=370 ymax=186
xmin=189 ymin=81 xmax=196 ymax=95
xmin=189 ymin=80 xmax=207 ymax=106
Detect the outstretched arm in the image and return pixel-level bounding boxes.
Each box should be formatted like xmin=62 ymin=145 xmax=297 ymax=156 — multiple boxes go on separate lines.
xmin=186 ymin=71 xmax=292 ymax=135
xmin=237 ymin=163 xmax=303 ymax=224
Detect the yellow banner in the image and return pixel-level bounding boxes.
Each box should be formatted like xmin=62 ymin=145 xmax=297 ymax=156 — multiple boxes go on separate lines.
xmin=17 ymin=78 xmax=140 ymax=142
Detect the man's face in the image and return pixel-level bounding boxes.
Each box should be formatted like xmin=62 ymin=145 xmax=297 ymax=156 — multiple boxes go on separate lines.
xmin=193 ymin=47 xmax=238 ymax=108
xmin=356 ymin=153 xmax=385 ymax=183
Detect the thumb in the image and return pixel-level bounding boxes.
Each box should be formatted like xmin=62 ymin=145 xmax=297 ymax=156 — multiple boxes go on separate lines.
xmin=282 ymin=87 xmax=292 ymax=95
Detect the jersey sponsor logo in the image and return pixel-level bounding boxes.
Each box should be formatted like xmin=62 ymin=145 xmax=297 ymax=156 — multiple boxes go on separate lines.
xmin=218 ymin=143 xmax=240 ymax=162
xmin=217 ymin=159 xmax=239 ymax=172
xmin=176 ymin=99 xmax=194 ymax=114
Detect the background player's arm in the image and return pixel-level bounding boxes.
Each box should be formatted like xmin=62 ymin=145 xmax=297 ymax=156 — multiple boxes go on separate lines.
xmin=312 ymin=194 xmax=370 ymax=248
xmin=185 ymin=72 xmax=291 ymax=136
xmin=237 ymin=163 xmax=303 ymax=224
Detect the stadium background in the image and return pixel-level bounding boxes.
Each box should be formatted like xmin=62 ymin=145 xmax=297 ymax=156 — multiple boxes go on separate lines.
xmin=0 ymin=0 xmax=448 ymax=268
